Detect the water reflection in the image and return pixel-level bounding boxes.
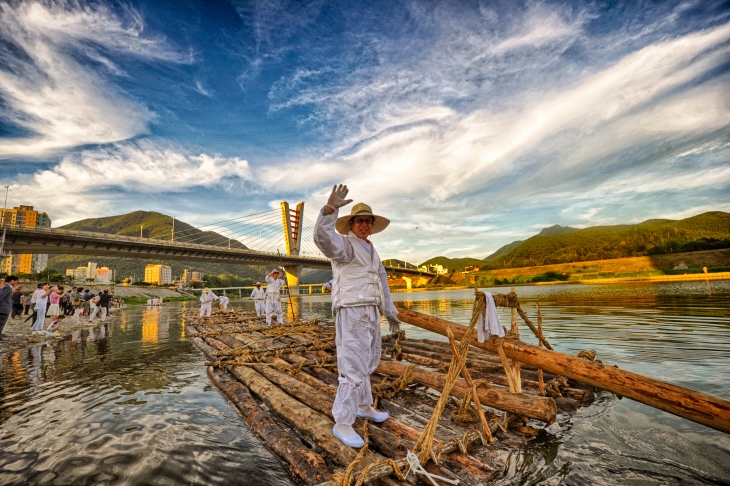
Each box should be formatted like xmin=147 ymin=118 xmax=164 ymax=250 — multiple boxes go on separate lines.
xmin=0 ymin=305 xmax=295 ymax=486
xmin=1 ymin=284 xmax=729 ymax=485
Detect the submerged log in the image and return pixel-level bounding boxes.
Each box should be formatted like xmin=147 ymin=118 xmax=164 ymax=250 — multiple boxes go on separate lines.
xmin=206 ymin=367 xmax=333 ymax=485
xmin=397 ymin=308 xmax=730 ymax=435
xmin=376 ymin=360 xmax=557 ymax=423
xmin=190 ymin=337 xmax=333 ymax=485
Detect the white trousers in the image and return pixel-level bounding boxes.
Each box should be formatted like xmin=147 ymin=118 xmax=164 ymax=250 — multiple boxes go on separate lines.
xmin=200 ymin=302 xmax=212 ymax=317
xmin=89 ymin=306 xmax=108 ymax=321
xmin=221 ymin=302 xmax=228 ymax=309
xmin=32 ymin=307 xmax=46 ymax=331
xmin=332 ymin=306 xmax=382 ymax=426
xmin=254 ymin=300 xmax=265 ymax=316
xmin=265 ymin=294 xmax=283 ymax=325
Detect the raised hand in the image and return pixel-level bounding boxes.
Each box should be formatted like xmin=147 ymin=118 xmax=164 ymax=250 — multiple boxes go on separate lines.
xmin=327 ymin=184 xmax=353 ymax=209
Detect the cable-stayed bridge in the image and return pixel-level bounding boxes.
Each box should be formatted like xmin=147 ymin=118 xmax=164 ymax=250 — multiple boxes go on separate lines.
xmin=0 ymin=202 xmax=434 ymax=292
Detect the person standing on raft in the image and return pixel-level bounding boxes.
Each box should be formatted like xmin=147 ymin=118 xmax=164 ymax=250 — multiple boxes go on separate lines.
xmin=265 ymin=270 xmax=286 ymax=325
xmin=250 ymin=282 xmax=265 ymax=316
xmin=314 ymin=184 xmax=402 ymax=448
xmin=199 ymin=288 xmax=219 ymax=317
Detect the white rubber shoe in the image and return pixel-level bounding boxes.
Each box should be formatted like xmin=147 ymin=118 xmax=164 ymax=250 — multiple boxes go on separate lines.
xmin=332 ymin=424 xmax=365 ymax=448
xmin=356 ymin=406 xmax=389 ymax=423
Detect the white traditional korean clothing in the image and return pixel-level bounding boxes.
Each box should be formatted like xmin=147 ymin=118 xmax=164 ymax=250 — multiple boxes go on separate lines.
xmin=250 ymin=287 xmax=266 ymax=316
xmin=199 ymin=291 xmax=218 ymax=317
xmin=265 ymin=276 xmax=285 ymax=325
xmin=314 ymin=207 xmax=397 ymax=426
xmin=219 ymin=295 xmax=230 ymax=309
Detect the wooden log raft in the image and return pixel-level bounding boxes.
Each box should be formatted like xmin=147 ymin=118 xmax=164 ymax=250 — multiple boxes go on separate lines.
xmin=397 ymin=308 xmax=730 ymax=435
xmin=207 ymin=367 xmax=333 ymax=485
xmin=189 ymin=336 xmax=332 ymax=485
xmin=376 ymin=359 xmax=557 ymax=423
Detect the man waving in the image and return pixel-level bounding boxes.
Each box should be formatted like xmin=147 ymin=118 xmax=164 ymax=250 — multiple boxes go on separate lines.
xmin=314 ymin=184 xmax=401 ymax=448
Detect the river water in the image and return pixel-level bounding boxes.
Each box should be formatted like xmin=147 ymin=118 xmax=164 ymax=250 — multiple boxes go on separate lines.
xmin=1 ymin=281 xmax=729 ymax=485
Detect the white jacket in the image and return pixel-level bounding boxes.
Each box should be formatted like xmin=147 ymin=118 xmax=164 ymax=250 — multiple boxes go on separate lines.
xmin=331 ymin=232 xmax=385 ymax=311
xmin=250 ymin=288 xmax=265 ymax=300
xmin=265 ymin=276 xmax=286 ymax=295
xmin=200 ymin=291 xmax=218 ymax=304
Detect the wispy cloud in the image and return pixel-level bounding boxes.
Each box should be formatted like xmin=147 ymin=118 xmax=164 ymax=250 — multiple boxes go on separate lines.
xmin=195 ymin=81 xmax=213 ymax=97
xmin=7 ymin=139 xmax=252 ymax=225
xmin=0 ymin=1 xmax=187 ymax=158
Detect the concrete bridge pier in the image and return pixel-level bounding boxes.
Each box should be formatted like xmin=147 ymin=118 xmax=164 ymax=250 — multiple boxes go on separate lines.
xmin=283 ymin=265 xmax=302 ymax=296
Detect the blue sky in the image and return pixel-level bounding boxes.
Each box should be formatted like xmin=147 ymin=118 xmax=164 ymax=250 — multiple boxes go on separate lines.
xmin=0 ymin=0 xmax=728 ymax=263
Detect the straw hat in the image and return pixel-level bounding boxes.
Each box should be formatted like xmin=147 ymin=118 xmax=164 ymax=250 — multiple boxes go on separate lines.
xmin=256 ymin=282 xmax=261 ymax=286
xmin=336 ymin=202 xmax=390 ymax=235
xmin=203 ymin=288 xmax=210 ymax=292
xmin=272 ymin=269 xmax=280 ymax=274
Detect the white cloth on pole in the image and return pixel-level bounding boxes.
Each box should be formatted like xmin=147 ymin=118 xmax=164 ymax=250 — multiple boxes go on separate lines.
xmin=477 ymin=292 xmax=505 ymax=343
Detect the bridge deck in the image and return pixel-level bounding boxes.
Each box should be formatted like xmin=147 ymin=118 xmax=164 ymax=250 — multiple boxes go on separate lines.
xmin=0 ymin=225 xmax=435 ymax=277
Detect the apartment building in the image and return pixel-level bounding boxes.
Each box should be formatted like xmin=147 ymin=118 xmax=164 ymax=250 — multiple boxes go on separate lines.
xmin=1 ymin=205 xmax=51 ymax=274
xmin=145 ymin=264 xmax=173 ymax=285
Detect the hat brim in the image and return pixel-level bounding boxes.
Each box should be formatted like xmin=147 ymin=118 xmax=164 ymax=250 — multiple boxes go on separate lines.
xmin=336 ymin=214 xmax=390 ymax=235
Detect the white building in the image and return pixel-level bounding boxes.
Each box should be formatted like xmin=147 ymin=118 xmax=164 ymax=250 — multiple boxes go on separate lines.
xmin=95 ymin=266 xmax=114 ymax=284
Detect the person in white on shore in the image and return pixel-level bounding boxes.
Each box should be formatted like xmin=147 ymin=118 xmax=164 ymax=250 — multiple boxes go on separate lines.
xmin=313 ymin=184 xmax=401 ymax=449
xmin=265 ymin=270 xmax=286 ymax=325
xmin=219 ymin=295 xmax=230 ymax=310
xmin=199 ymin=288 xmax=218 ymax=317
xmin=250 ymin=282 xmax=265 ymax=316
xmin=31 ymin=283 xmax=53 ymax=332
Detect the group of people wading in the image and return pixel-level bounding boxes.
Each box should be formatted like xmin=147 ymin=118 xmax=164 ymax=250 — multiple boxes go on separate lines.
xmin=197 ymin=184 xmax=400 ymax=448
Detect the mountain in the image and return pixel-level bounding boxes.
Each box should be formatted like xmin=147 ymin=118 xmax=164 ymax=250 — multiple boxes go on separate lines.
xmin=419 ymin=256 xmax=483 ymax=273
xmin=537 ymin=224 xmax=579 ymax=236
xmin=49 ymin=211 xmax=264 ymax=281
xmin=60 ymin=210 xmax=246 ymax=249
xmin=482 ymin=211 xmax=730 ymax=269
xmin=483 ymin=240 xmax=524 ymax=261
xmin=482 ymin=226 xmax=577 ymax=261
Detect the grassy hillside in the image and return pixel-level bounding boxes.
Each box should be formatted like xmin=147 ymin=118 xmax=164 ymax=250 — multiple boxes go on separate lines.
xmin=61 ymin=210 xmax=246 ymax=249
xmin=419 ymin=256 xmax=483 ymax=272
xmin=483 ymin=211 xmax=730 ymax=269
xmin=484 ymin=240 xmax=523 ymax=261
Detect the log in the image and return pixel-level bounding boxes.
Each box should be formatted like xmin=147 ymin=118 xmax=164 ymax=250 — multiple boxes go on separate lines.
xmin=397 ymin=308 xmax=730 ymax=435
xmin=206 ymin=367 xmax=332 ymax=485
xmin=376 ymin=360 xmax=557 ymax=423
xmin=247 ymin=360 xmax=410 ymax=461
xmin=191 ymin=337 xmax=333 ymax=485
xmin=228 ymin=364 xmax=360 ymax=464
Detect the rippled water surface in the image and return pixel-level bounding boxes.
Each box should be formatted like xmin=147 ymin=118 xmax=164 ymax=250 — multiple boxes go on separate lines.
xmin=1 ymin=281 xmax=729 ymax=485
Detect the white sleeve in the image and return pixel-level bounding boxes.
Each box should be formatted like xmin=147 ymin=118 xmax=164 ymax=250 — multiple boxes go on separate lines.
xmin=314 ymin=207 xmax=353 ymax=263
xmin=379 ymin=262 xmax=397 ymax=317
xmin=211 ymin=292 xmax=218 ymax=300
